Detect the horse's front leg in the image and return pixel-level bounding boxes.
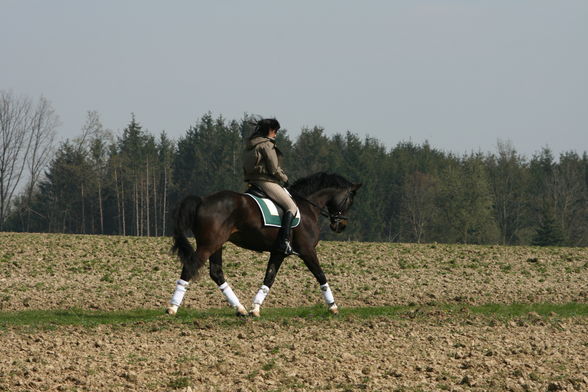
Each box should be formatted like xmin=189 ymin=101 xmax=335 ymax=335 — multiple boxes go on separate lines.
xmin=300 ymin=251 xmax=339 ymax=314
xmin=250 ymin=252 xmax=286 ymax=317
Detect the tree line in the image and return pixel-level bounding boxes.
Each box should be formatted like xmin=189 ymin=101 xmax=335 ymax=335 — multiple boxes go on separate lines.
xmin=2 ymin=95 xmax=587 ymax=246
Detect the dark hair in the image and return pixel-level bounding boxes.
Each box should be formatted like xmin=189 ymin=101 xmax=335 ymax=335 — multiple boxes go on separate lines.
xmin=250 ymin=118 xmax=280 ymax=138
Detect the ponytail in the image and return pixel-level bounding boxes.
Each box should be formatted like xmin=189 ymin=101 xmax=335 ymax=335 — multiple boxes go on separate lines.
xmin=249 ymin=118 xmax=280 ymax=139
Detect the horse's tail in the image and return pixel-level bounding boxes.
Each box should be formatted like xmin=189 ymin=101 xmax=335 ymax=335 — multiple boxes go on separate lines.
xmin=171 ymin=195 xmax=205 ymax=279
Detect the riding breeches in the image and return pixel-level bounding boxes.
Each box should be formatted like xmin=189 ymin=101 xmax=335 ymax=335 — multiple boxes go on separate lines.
xmin=251 ymin=181 xmax=298 ymax=215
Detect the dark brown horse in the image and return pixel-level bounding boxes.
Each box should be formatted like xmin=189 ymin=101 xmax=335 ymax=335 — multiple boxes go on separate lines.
xmin=166 ymin=172 xmax=361 ymax=317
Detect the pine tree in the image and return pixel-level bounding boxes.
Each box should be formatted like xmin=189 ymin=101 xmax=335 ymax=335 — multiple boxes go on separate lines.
xmin=532 ymin=207 xmax=564 ymax=246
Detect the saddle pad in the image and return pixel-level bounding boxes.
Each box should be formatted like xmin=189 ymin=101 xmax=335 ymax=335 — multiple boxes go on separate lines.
xmin=245 ymin=193 xmax=301 ymax=228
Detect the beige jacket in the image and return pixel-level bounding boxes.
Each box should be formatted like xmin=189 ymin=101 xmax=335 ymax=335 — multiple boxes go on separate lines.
xmin=243 ymin=136 xmax=288 ymax=184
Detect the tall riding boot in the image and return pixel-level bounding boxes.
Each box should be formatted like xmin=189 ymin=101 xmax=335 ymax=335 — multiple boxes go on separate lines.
xmin=275 ymin=211 xmax=295 ymax=255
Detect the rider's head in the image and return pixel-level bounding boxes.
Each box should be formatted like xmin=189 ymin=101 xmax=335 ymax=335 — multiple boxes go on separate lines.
xmin=252 ymin=118 xmax=280 ymax=138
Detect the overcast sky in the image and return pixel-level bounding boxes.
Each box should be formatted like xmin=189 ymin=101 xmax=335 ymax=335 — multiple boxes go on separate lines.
xmin=1 ymin=1 xmax=587 ymax=157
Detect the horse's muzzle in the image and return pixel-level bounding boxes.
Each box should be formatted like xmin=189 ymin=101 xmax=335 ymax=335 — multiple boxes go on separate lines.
xmin=330 ymin=219 xmax=348 ymax=233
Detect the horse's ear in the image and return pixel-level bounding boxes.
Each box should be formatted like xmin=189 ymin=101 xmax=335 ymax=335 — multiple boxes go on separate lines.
xmin=351 ymin=183 xmax=362 ymax=191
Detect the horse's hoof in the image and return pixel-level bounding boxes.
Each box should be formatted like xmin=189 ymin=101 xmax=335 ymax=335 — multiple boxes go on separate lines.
xmin=249 ymin=304 xmax=261 ymax=318
xmin=235 ymin=304 xmax=248 ymax=317
xmin=328 ymin=303 xmax=339 ymax=315
xmin=166 ymin=305 xmax=178 ymax=315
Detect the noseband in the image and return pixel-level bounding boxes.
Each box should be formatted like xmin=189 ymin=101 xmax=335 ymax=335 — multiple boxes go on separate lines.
xmin=328 ymin=191 xmax=350 ymax=224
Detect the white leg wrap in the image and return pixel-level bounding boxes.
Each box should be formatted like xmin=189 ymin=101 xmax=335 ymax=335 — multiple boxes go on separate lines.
xmin=170 ymin=279 xmax=189 ymax=306
xmin=219 ymin=282 xmax=242 ymax=308
xmin=253 ymin=285 xmax=270 ymax=305
xmin=320 ymin=283 xmax=335 ymax=305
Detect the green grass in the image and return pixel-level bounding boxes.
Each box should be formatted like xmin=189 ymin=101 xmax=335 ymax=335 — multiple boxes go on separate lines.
xmin=1 ymin=303 xmax=587 ymax=329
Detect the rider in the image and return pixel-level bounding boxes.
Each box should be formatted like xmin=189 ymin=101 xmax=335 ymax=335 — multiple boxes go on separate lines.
xmin=243 ymin=118 xmax=297 ymax=255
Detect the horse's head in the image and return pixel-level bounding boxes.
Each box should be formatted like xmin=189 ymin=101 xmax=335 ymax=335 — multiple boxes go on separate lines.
xmin=327 ymin=183 xmax=362 ymax=233
xmin=289 ymin=172 xmax=362 ymax=233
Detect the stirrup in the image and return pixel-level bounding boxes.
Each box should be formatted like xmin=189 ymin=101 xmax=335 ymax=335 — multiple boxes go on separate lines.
xmin=276 ymin=240 xmax=295 ymax=256
xmin=283 ymin=241 xmax=294 ymax=256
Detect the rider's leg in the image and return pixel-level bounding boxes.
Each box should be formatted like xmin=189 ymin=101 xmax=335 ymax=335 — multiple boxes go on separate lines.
xmin=251 ymin=181 xmax=298 ymax=255
xmin=275 ymin=211 xmax=295 ymax=255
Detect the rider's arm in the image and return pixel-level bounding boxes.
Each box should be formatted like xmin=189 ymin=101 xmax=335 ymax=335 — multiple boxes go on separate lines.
xmin=259 ymin=143 xmax=288 ymax=184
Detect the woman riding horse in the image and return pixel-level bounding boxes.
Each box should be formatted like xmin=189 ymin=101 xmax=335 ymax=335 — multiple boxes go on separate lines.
xmin=243 ymin=118 xmax=297 ymax=255
xmin=166 ymin=121 xmax=361 ymax=317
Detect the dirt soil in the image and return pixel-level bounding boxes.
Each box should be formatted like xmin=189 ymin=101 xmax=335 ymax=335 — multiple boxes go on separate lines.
xmin=1 ymin=232 xmax=588 ymax=391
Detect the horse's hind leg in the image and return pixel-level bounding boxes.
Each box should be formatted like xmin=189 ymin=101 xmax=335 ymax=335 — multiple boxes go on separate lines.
xmin=250 ymin=252 xmax=286 ymax=317
xmin=167 ymin=246 xmax=214 ymax=315
xmin=167 ymin=248 xmax=210 ymax=315
xmin=209 ymin=248 xmax=248 ymax=316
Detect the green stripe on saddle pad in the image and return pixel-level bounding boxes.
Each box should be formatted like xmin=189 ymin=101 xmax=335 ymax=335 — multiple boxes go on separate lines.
xmin=245 ymin=194 xmax=301 ymax=228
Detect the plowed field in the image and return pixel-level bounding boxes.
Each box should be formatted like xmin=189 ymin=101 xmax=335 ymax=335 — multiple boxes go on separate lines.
xmin=1 ymin=232 xmax=587 ymax=391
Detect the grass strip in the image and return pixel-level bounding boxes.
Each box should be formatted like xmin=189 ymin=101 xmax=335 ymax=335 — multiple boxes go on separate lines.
xmin=1 ymin=303 xmax=587 ymax=328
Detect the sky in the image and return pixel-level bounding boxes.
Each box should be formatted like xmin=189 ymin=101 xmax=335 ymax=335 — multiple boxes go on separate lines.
xmin=1 ymin=1 xmax=587 ymax=158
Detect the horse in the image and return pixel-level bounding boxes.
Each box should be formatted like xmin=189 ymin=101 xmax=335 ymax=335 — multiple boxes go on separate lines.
xmin=166 ymin=172 xmax=361 ymax=317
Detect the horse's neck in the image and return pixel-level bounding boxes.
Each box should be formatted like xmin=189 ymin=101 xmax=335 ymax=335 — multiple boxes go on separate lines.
xmin=306 ymin=188 xmax=337 ymax=208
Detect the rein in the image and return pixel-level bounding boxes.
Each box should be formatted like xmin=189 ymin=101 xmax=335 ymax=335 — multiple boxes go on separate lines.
xmin=290 ymin=190 xmax=350 ymax=223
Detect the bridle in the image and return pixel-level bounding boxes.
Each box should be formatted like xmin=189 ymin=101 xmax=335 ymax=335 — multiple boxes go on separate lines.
xmin=291 ymin=189 xmax=351 ymax=224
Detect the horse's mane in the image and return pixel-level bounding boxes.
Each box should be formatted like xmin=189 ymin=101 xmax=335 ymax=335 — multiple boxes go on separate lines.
xmin=288 ymin=172 xmax=353 ymax=197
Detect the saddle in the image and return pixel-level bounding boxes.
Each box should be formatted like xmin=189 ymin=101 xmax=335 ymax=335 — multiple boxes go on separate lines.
xmin=244 ymin=184 xmax=301 ymax=228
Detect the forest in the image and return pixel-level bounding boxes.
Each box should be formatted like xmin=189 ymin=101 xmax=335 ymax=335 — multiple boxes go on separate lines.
xmin=2 ymin=93 xmax=587 ymax=246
